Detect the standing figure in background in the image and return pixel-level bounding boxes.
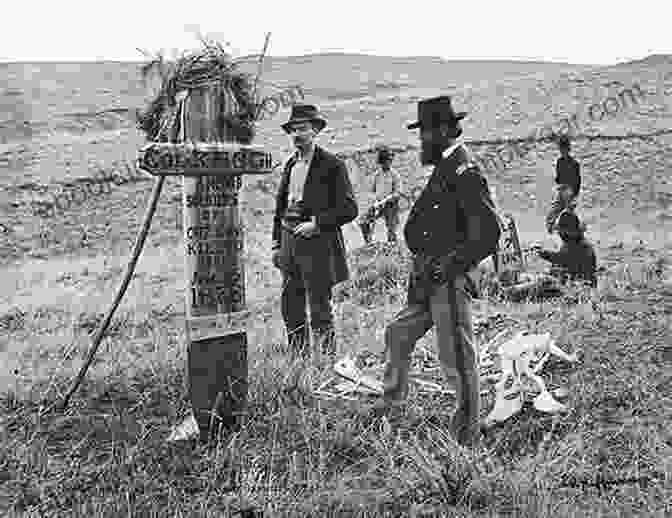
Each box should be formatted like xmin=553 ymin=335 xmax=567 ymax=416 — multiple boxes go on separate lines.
xmin=358 ymin=146 xmax=401 ymax=244
xmin=546 ymin=135 xmax=581 ymax=234
xmin=271 ymin=104 xmax=358 ymax=361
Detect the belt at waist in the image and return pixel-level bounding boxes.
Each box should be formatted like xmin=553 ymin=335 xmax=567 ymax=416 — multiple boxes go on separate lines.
xmin=411 ymin=251 xmax=476 ymax=273
xmin=283 ymin=200 xmax=309 ymax=217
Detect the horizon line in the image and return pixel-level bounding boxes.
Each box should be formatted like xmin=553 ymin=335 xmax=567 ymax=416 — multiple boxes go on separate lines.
xmin=0 ymin=51 xmax=622 ymax=67
xmin=1 ymin=51 xmax=667 ymax=67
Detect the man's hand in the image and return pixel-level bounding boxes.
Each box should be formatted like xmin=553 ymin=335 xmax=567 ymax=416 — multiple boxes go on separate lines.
xmin=294 ymin=218 xmax=320 ymax=238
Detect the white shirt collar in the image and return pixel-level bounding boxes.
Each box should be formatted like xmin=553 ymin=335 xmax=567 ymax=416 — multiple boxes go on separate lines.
xmin=421 ymin=141 xmax=465 ymax=178
xmin=295 ymin=144 xmax=315 ymax=162
xmin=442 ymin=140 xmax=465 ymax=159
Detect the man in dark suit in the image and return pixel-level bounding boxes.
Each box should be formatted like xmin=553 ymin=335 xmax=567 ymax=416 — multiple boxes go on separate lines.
xmin=369 ymin=96 xmax=502 ymax=447
xmin=271 ymin=104 xmax=358 ymax=361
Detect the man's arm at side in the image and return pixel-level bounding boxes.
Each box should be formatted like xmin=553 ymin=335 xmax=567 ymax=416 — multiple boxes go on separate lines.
xmin=554 ymin=158 xmax=561 ymax=185
xmin=448 ymin=168 xmax=502 ymax=272
xmin=314 ymin=158 xmax=359 ymax=228
xmin=272 ymin=165 xmax=290 ymax=249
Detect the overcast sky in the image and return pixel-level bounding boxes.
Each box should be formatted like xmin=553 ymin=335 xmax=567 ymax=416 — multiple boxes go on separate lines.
xmin=2 ymin=0 xmax=670 ymax=64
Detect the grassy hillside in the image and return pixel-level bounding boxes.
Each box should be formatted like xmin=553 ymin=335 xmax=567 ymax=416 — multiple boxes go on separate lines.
xmin=0 ymin=54 xmax=670 ymax=516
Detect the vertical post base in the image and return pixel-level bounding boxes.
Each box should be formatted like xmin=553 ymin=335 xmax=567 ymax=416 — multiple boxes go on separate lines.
xmin=187 ymin=331 xmax=248 ymax=442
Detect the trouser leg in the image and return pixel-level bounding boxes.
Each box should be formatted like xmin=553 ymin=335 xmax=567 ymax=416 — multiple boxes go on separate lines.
xmin=281 ymin=273 xmax=309 ymax=357
xmin=383 ymin=204 xmax=399 ymax=243
xmin=431 ymin=276 xmax=480 ymax=446
xmin=382 ymin=303 xmax=433 ymax=402
xmin=306 ymin=283 xmax=336 ymax=360
xmin=359 ymin=206 xmax=377 ymax=244
xmin=546 ymin=189 xmax=565 ymax=234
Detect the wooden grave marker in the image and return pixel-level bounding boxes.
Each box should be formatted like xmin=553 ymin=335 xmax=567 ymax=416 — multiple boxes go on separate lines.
xmin=139 ymin=86 xmax=273 ymax=441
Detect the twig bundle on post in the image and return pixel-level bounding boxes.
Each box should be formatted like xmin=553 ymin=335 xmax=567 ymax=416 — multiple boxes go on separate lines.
xmin=136 ymin=39 xmax=258 ymax=143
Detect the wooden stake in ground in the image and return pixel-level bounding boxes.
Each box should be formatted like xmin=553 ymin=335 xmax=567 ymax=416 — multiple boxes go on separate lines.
xmin=48 ymin=175 xmax=165 ymax=414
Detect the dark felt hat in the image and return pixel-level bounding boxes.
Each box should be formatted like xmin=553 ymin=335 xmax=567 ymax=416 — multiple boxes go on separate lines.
xmin=376 ymin=145 xmax=394 ymax=163
xmin=407 ymin=95 xmax=467 ymax=131
xmin=281 ymin=104 xmax=327 ymax=133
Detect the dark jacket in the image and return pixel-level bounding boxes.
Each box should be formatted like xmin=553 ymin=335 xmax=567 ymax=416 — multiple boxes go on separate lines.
xmin=538 ymin=237 xmax=597 ymax=287
xmin=404 ymin=145 xmax=502 ymax=302
xmin=272 ymin=145 xmax=358 ymax=287
xmin=555 ymin=156 xmax=581 ymax=196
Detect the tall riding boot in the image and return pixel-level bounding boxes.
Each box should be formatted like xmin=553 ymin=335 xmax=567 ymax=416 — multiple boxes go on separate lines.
xmin=450 ymin=368 xmax=481 ymax=447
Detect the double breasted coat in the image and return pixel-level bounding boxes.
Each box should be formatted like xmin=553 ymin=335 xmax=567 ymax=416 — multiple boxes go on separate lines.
xmin=272 ymin=145 xmax=358 ymax=290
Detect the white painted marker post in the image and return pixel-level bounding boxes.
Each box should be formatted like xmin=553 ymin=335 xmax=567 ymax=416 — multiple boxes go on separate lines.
xmin=139 ymin=86 xmax=273 ymax=441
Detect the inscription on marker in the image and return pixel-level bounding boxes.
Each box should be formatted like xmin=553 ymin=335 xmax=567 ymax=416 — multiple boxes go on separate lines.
xmin=184 ymin=173 xmax=246 ymax=318
xmin=139 ymin=142 xmax=273 ymax=176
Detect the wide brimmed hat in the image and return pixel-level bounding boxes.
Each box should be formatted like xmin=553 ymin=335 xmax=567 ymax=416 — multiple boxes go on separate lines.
xmin=407 ymin=95 xmax=467 ymax=131
xmin=376 ymin=145 xmax=394 ymax=163
xmin=281 ymin=104 xmax=327 ymax=133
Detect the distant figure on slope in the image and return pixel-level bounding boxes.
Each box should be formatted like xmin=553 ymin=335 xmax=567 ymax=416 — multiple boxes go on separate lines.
xmin=546 ymin=135 xmax=581 ymax=234
xmin=358 ymin=146 xmax=402 ymax=245
xmin=537 ymin=209 xmax=597 ymax=287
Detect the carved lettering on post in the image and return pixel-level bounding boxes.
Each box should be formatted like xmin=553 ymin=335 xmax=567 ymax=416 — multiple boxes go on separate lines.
xmin=184 ymin=173 xmax=245 ymax=320
xmin=139 ymin=142 xmax=273 ymax=177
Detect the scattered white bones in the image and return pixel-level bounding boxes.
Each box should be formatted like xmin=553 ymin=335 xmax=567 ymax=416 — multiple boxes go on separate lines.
xmin=168 ymin=330 xmax=579 ymax=442
xmin=484 ymin=331 xmax=578 ymax=427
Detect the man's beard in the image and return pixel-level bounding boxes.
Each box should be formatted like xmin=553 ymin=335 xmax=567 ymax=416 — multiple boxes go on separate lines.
xmin=420 ymin=141 xmax=446 ymax=165
xmin=293 ymin=135 xmax=312 ymax=150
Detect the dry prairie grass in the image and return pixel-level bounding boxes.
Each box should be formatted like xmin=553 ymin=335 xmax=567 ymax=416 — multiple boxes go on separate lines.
xmin=0 ymin=248 xmax=670 ymax=517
